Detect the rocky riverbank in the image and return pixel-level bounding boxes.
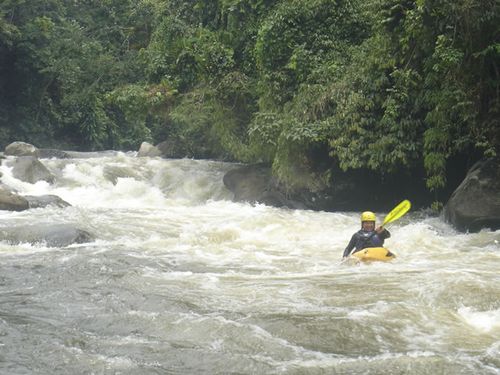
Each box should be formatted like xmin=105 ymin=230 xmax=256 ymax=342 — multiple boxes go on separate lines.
xmin=0 ymin=142 xmax=94 ymax=246
xmin=2 ymin=141 xmax=500 ymax=233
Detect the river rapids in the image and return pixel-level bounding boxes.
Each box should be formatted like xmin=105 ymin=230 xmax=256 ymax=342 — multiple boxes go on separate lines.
xmin=0 ymin=153 xmax=499 ymax=374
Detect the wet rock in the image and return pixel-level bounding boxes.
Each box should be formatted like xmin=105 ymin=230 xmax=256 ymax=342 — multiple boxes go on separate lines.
xmin=137 ymin=142 xmax=162 ymax=157
xmin=8 ymin=156 xmax=55 ymax=184
xmin=4 ymin=141 xmax=39 ymax=157
xmin=25 ymin=195 xmax=71 ymax=209
xmin=0 ymin=224 xmax=94 ymax=247
xmin=444 ymin=158 xmax=500 ymax=232
xmin=0 ymin=186 xmax=29 ymax=211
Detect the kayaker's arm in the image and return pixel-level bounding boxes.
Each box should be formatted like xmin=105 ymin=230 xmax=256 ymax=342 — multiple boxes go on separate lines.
xmin=376 ymin=227 xmax=391 ymax=239
xmin=343 ymin=234 xmax=357 ymax=258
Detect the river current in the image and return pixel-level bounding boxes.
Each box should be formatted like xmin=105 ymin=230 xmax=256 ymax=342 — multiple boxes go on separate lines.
xmin=0 ymin=153 xmax=499 ymax=374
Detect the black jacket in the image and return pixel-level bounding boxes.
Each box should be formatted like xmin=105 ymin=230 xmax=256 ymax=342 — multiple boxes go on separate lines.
xmin=343 ymin=228 xmax=391 ymax=258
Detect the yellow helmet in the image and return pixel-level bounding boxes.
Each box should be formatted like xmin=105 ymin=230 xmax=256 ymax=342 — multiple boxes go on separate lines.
xmin=361 ymin=211 xmax=376 ymax=222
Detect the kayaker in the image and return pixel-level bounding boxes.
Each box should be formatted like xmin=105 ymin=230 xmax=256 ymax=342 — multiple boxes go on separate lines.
xmin=343 ymin=211 xmax=391 ymax=258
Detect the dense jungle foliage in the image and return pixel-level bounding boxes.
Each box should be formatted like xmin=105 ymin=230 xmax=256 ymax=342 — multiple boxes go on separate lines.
xmin=1 ymin=0 xmax=499 ymax=197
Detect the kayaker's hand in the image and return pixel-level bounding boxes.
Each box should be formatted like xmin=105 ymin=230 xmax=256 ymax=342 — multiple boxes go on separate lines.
xmin=375 ymin=226 xmax=384 ymax=233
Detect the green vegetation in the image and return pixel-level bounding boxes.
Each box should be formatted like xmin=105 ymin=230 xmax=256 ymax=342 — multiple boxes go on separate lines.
xmin=1 ymin=0 xmax=498 ymax=196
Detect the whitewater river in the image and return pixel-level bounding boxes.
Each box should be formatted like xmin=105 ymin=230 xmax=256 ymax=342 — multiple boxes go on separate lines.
xmin=0 ymin=153 xmax=499 ymax=374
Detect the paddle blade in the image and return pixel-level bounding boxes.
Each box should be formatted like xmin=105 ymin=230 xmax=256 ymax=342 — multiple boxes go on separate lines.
xmin=382 ymin=200 xmax=411 ymax=226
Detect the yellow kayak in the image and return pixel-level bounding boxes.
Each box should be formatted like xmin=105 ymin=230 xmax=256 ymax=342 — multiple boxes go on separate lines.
xmin=351 ymin=247 xmax=396 ymax=262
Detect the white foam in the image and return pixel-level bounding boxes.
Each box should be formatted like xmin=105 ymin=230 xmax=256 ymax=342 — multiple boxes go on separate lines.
xmin=1 ymin=155 xmax=235 ymax=209
xmin=458 ymin=307 xmax=500 ymax=333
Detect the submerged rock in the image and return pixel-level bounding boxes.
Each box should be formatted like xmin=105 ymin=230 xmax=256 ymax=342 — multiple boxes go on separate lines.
xmin=25 ymin=195 xmax=71 ymax=209
xmin=444 ymin=158 xmax=500 ymax=232
xmin=0 ymin=224 xmax=94 ymax=247
xmin=63 ymin=150 xmax=119 ymax=158
xmin=37 ymin=149 xmax=72 ymax=159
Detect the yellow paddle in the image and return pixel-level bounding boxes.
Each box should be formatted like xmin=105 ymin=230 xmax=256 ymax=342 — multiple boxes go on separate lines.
xmin=381 ymin=199 xmax=412 ymax=228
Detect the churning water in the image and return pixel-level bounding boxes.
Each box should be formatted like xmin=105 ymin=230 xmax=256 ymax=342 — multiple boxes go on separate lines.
xmin=0 ymin=153 xmax=499 ymax=374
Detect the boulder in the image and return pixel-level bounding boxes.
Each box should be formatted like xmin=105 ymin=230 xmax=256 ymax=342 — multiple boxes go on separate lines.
xmin=137 ymin=142 xmax=162 ymax=157
xmin=0 ymin=223 xmax=94 ymax=247
xmin=25 ymin=195 xmax=71 ymax=209
xmin=0 ymin=186 xmax=29 ymax=211
xmin=8 ymin=156 xmax=55 ymax=184
xmin=4 ymin=142 xmax=39 ymax=157
xmin=444 ymin=158 xmax=500 ymax=232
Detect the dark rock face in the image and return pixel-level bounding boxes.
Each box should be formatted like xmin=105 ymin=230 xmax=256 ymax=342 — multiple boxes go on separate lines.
xmin=223 ymin=164 xmax=274 ymax=202
xmin=156 ymin=140 xmax=189 ymax=159
xmin=222 ymin=164 xmax=333 ymax=210
xmin=222 ymin=164 xmax=430 ymax=212
xmin=0 ymin=224 xmax=94 ymax=247
xmin=444 ymin=158 xmax=500 ymax=232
